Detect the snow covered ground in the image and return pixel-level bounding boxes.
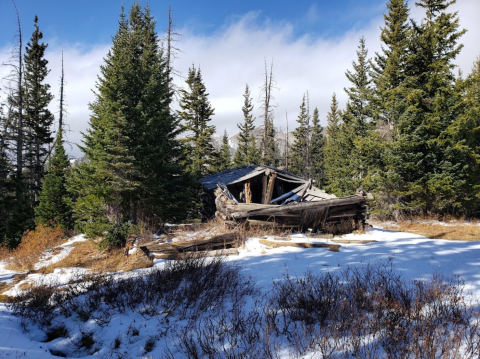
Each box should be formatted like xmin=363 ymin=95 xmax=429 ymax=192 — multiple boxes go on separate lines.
xmin=1 ymin=226 xmax=480 ymax=358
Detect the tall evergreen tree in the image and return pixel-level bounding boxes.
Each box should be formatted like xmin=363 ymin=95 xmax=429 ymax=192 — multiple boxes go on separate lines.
xmin=23 ymin=15 xmax=54 ymax=207
xmin=75 ymin=3 xmax=191 ymax=235
xmin=309 ymin=107 xmax=326 ymax=187
xmin=324 ymin=93 xmax=354 ymax=195
xmin=263 ymin=119 xmax=280 ymax=167
xmin=35 ymin=129 xmax=72 ymax=228
xmin=344 ymin=36 xmax=373 ymax=137
xmin=383 ymin=0 xmax=467 ymax=214
xmin=290 ymin=96 xmax=310 ymax=178
xmin=216 ymin=129 xmax=232 ymax=172
xmin=234 ymin=84 xmax=257 ymax=166
xmin=178 ymin=65 xmax=216 ymax=177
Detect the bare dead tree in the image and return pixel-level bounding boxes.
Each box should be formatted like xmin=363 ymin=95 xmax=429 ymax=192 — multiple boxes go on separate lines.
xmin=163 ymin=5 xmax=182 ymax=102
xmin=8 ymin=0 xmax=24 ymax=177
xmin=58 ymin=51 xmax=66 ymax=133
xmin=259 ymin=59 xmax=277 ymax=165
xmin=285 ymin=110 xmax=289 ymax=171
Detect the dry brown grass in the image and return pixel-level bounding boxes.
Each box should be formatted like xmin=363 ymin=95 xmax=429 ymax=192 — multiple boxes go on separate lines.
xmin=3 ymin=225 xmax=65 ymax=271
xmin=39 ymin=240 xmax=153 ymax=274
xmin=379 ymin=220 xmax=480 ymax=241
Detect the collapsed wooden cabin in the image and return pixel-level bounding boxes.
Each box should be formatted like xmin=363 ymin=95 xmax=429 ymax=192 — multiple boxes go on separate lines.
xmin=200 ymin=165 xmax=373 ymax=233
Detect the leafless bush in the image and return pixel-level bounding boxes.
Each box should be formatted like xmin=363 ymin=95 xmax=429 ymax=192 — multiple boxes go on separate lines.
xmin=267 ymin=260 xmax=480 ymax=358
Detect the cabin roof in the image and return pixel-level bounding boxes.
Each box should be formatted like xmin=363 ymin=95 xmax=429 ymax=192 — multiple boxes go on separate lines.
xmin=199 ymin=164 xmax=307 ymax=191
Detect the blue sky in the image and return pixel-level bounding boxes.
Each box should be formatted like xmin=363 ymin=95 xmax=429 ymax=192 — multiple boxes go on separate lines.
xmin=1 ymin=0 xmax=386 ymax=44
xmin=1 ymin=0 xmax=479 ymax=158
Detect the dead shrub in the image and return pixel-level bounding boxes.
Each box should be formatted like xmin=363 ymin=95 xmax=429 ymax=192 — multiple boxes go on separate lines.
xmin=41 ymin=240 xmax=153 ymax=274
xmin=4 ymin=224 xmax=65 ymax=271
xmin=267 ymin=261 xmax=479 ymax=358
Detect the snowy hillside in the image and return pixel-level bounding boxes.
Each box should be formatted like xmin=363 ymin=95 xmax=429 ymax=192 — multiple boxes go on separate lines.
xmin=1 ymin=226 xmax=480 ymax=358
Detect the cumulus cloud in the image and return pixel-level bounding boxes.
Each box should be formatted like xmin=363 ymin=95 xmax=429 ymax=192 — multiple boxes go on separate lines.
xmin=1 ymin=0 xmax=479 ymax=159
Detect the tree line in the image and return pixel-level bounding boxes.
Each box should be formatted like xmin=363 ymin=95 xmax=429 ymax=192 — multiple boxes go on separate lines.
xmin=1 ymin=0 xmax=479 ymax=248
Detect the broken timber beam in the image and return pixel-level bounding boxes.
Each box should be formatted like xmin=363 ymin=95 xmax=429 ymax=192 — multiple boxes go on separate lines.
xmin=265 ymin=173 xmax=277 ymax=204
xmin=232 ymin=195 xmax=370 ymax=219
xmin=245 ymin=181 xmax=252 ymax=203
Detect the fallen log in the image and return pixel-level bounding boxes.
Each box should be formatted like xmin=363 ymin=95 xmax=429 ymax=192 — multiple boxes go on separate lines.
xmin=140 ymin=233 xmax=239 ymax=256
xmin=259 ymin=239 xmax=340 ymax=252
xmin=152 ymin=248 xmax=239 ymax=260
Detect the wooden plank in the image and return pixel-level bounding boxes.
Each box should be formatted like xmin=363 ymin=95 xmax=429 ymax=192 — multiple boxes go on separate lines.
xmin=331 ymin=239 xmax=377 ymax=244
xmin=306 ymin=233 xmax=334 ymax=239
xmin=259 ymin=239 xmax=340 ymax=252
xmin=265 ymin=173 xmax=277 ymax=204
xmin=245 ymin=181 xmax=252 ymax=204
xmin=152 ymin=248 xmax=239 ymax=260
xmin=246 ymin=219 xmax=298 ymax=228
xmin=261 ymin=175 xmax=268 ymax=204
xmin=234 ymin=195 xmax=368 ymax=219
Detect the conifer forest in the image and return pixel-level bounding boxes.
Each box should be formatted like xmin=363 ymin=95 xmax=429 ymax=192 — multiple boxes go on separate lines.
xmin=1 ymin=0 xmax=480 ymax=248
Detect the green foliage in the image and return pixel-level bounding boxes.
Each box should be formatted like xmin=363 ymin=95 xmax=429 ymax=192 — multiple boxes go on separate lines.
xmin=234 ymin=84 xmax=258 ymax=166
xmin=35 ymin=130 xmax=72 ymax=229
xmin=74 ymin=3 xmax=193 ymax=233
xmin=215 ymin=129 xmax=232 ymax=172
xmin=290 ymin=96 xmax=310 ymax=178
xmin=309 ymin=107 xmax=326 ymax=187
xmin=178 ymin=65 xmax=217 ymax=177
xmin=98 ymin=222 xmax=133 ymax=250
xmin=23 ymin=16 xmax=54 ymax=206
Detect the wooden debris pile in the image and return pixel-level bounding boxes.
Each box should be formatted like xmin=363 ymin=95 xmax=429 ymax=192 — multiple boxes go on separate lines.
xmin=139 ymin=233 xmax=240 ymax=260
xmin=200 ymin=165 xmax=373 ymax=234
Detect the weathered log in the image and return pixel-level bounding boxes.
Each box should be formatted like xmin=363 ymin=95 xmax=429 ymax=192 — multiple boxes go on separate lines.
xmin=265 ymin=173 xmax=277 ymax=204
xmin=152 ymin=248 xmax=239 ymax=260
xmin=246 ymin=219 xmax=298 ymax=228
xmin=259 ymin=239 xmax=340 ymax=252
xmin=140 ymin=233 xmax=239 ymax=254
xmin=331 ymin=239 xmax=377 ymax=244
xmin=232 ymin=195 xmax=369 ymax=219
xmin=245 ymin=181 xmax=252 ymax=204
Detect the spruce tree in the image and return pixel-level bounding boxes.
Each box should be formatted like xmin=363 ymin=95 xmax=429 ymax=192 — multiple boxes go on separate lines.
xmin=385 ymin=0 xmax=467 ymax=214
xmin=35 ymin=129 xmax=72 ymax=228
xmin=263 ymin=119 xmax=280 ymax=167
xmin=290 ymin=96 xmax=310 ymax=178
xmin=178 ymin=65 xmax=216 ymax=177
xmin=309 ymin=107 xmax=326 ymax=187
xmin=326 ymin=38 xmax=373 ymax=196
xmin=324 ymin=93 xmax=354 ymax=195
xmin=23 ymin=16 xmax=54 ymax=206
xmin=216 ymin=129 xmax=232 ymax=172
xmin=234 ymin=84 xmax=256 ymax=166
xmin=76 ymin=3 xmax=191 ymax=235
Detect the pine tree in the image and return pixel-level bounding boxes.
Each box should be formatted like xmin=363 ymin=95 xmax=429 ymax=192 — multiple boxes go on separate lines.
xmin=325 ymin=38 xmax=374 ymax=196
xmin=23 ymin=16 xmax=55 ymax=207
xmin=178 ymin=65 xmax=217 ymax=177
xmin=344 ymin=36 xmax=372 ymax=137
xmin=35 ymin=129 xmax=72 ymax=228
xmin=263 ymin=119 xmax=280 ymax=167
xmin=216 ymin=129 xmax=232 ymax=172
xmin=385 ymin=0 xmax=467 ymax=214
xmin=75 ymin=3 xmax=191 ymax=235
xmin=324 ymin=93 xmax=354 ymax=195
xmin=234 ymin=84 xmax=256 ymax=166
xmin=309 ymin=107 xmax=326 ymax=187
xmin=290 ymin=96 xmax=310 ymax=178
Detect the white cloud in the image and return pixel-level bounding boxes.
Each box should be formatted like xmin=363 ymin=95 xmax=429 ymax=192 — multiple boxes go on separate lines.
xmin=1 ymin=0 xmax=479 ymax=159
